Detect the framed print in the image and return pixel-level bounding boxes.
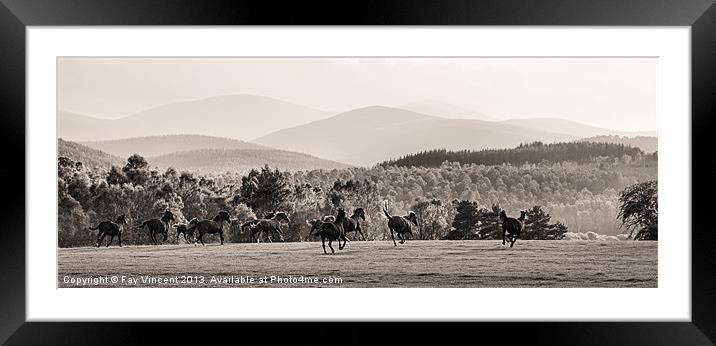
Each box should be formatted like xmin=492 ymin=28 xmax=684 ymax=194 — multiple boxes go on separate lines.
xmin=2 ymin=0 xmax=715 ymax=344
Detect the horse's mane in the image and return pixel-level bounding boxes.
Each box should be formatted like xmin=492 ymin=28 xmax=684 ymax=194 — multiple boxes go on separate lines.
xmin=161 ymin=211 xmax=174 ymax=222
xmin=335 ymin=209 xmax=347 ymax=223
xmin=405 ymin=211 xmax=418 ymax=225
xmin=212 ymin=211 xmax=230 ymax=222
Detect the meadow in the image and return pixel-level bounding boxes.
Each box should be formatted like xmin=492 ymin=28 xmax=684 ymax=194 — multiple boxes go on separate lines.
xmin=58 ymin=240 xmax=657 ymax=288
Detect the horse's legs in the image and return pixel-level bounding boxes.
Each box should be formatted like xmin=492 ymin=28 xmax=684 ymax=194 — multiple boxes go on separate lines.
xmin=198 ymin=233 xmax=205 ymax=246
xmin=390 ymin=228 xmax=397 ymax=247
xmin=340 ymin=235 xmax=349 ymax=250
xmin=328 ymin=239 xmax=335 ymax=254
xmin=359 ymin=229 xmax=366 ymax=241
xmin=118 ymin=234 xmax=122 ymax=247
xmin=106 ymin=235 xmax=114 ymax=247
xmin=95 ymin=232 xmax=105 ymax=247
xmin=151 ymin=232 xmax=157 ymax=245
xmin=219 ymin=232 xmax=224 ymax=245
xmin=322 ymin=237 xmax=327 ymax=254
xmin=510 ymin=238 xmax=516 ymax=248
xmin=502 ymin=227 xmax=506 ymax=245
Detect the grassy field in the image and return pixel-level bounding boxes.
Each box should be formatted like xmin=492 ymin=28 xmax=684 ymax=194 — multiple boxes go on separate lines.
xmin=58 ymin=240 xmax=657 ymax=288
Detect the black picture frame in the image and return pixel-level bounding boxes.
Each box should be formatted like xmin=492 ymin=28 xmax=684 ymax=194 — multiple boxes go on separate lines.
xmin=1 ymin=0 xmax=714 ymax=344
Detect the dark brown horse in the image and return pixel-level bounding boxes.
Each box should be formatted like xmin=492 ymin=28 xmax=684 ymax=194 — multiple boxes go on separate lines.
xmin=136 ymin=210 xmax=175 ymax=245
xmin=382 ymin=201 xmax=418 ymax=247
xmin=186 ymin=211 xmax=232 ymax=246
xmin=242 ymin=220 xmax=261 ymax=242
xmin=248 ymin=212 xmax=290 ymax=243
xmin=90 ymin=214 xmax=128 ymax=247
xmin=342 ymin=208 xmax=366 ymax=240
xmin=306 ymin=218 xmax=325 ymax=238
xmin=500 ymin=210 xmax=526 ymax=248
xmin=242 ymin=211 xmax=274 ymax=243
xmin=311 ymin=209 xmax=350 ymax=254
xmin=173 ymin=223 xmax=193 ymax=244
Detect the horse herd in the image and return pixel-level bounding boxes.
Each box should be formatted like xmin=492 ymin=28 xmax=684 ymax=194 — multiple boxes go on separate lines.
xmin=88 ymin=201 xmax=528 ymax=254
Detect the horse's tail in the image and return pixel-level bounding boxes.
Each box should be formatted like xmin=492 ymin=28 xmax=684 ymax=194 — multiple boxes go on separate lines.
xmin=89 ymin=224 xmax=100 ymax=231
xmin=135 ymin=221 xmax=147 ymax=229
xmin=382 ymin=201 xmax=392 ymax=220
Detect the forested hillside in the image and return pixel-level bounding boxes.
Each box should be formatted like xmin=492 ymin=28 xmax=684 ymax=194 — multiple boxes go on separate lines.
xmin=381 ymin=141 xmax=653 ymax=168
xmin=579 ymin=135 xmax=657 ymax=153
xmin=81 ymin=134 xmax=269 ymax=158
xmin=148 ymin=148 xmax=351 ymax=173
xmin=58 ymin=139 xmax=123 ymax=169
xmin=58 ymin=143 xmax=656 ymax=247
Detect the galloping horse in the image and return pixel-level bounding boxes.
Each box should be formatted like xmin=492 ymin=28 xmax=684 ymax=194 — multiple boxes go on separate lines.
xmin=173 ymin=223 xmax=193 ymax=244
xmin=306 ymin=218 xmax=326 ymax=238
xmin=500 ymin=210 xmax=526 ymax=248
xmin=136 ymin=210 xmax=175 ymax=245
xmin=242 ymin=220 xmax=261 ymax=242
xmin=248 ymin=212 xmax=290 ymax=243
xmin=90 ymin=214 xmax=128 ymax=247
xmin=342 ymin=208 xmax=367 ymax=241
xmin=186 ymin=211 xmax=232 ymax=246
xmin=311 ymin=208 xmax=350 ymax=254
xmin=382 ymin=201 xmax=418 ymax=247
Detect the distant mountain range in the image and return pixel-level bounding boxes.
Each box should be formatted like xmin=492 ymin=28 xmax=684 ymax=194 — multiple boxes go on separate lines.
xmin=60 ymin=93 xmax=657 ymax=168
xmin=500 ymin=118 xmax=657 ymax=138
xmin=80 ymin=134 xmax=269 ymax=158
xmin=59 ymin=94 xmax=330 ymax=141
xmin=400 ymin=100 xmax=496 ymax=121
xmin=62 ymin=136 xmax=350 ymax=173
xmin=253 ymin=106 xmax=651 ymax=166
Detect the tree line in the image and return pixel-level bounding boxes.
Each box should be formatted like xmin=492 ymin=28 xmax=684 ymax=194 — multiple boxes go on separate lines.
xmin=380 ymin=141 xmax=655 ymax=168
xmin=58 ymin=148 xmax=657 ymax=247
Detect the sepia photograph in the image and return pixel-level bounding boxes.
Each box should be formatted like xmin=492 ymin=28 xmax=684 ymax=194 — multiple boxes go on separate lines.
xmin=56 ymin=57 xmax=658 ymax=288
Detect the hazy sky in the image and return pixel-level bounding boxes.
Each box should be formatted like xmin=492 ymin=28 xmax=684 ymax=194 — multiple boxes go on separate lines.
xmin=58 ymin=58 xmax=657 ymax=131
